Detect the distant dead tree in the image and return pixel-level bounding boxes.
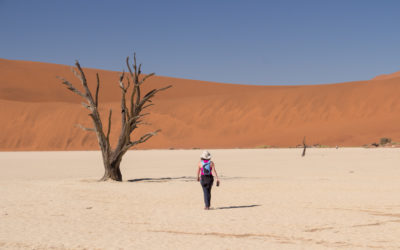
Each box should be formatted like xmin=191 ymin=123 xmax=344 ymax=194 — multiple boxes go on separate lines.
xmin=301 ymin=136 xmax=307 ymax=157
xmin=58 ymin=54 xmax=171 ymax=181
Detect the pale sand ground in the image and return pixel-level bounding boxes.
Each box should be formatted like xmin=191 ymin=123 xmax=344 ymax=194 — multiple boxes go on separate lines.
xmin=0 ymin=148 xmax=400 ymax=249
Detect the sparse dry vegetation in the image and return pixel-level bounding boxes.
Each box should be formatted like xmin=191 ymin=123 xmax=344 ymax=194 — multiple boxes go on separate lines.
xmin=380 ymin=137 xmax=392 ymax=145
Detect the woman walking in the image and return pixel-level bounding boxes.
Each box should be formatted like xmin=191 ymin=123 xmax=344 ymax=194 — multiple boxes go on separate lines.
xmin=197 ymin=150 xmax=220 ymax=210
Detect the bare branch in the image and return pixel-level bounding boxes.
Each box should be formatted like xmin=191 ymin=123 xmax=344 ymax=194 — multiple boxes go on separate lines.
xmin=95 ymin=73 xmax=100 ymax=107
xmin=127 ymin=113 xmax=150 ymax=123
xmin=138 ymin=85 xmax=172 ymax=108
xmin=106 ymin=109 xmax=112 ymax=142
xmin=142 ymin=103 xmax=154 ymax=110
xmin=139 ymin=73 xmax=155 ymax=85
xmin=115 ymin=70 xmax=129 ymax=153
xmin=75 ymin=124 xmax=95 ymax=132
xmin=130 ymin=82 xmax=138 ymax=116
xmin=126 ymin=56 xmax=137 ymax=116
xmin=74 ymin=61 xmax=87 ymax=85
xmin=57 ymin=76 xmax=87 ymax=98
xmin=126 ymin=75 xmax=131 ymax=91
xmin=120 ymin=70 xmax=128 ymax=121
xmin=128 ymin=78 xmax=134 ymax=115
xmin=135 ymin=76 xmax=141 ymax=107
xmin=133 ymin=53 xmax=137 ymax=75
xmin=136 ymin=112 xmax=150 ymax=118
xmin=75 ymin=61 xmax=96 ymax=106
xmin=143 ymin=89 xmax=157 ymax=99
xmin=81 ymin=102 xmax=91 ymax=110
xmin=126 ymin=56 xmax=134 ymax=78
xmin=88 ymin=113 xmax=108 ymax=151
xmin=131 ymin=54 xmax=142 ymax=108
xmin=70 ymin=66 xmax=83 ymax=82
xmin=135 ymin=120 xmax=151 ymax=126
xmin=119 ymin=70 xmax=125 ymax=90
xmin=137 ymin=129 xmax=161 ymax=143
xmin=122 ymin=129 xmax=161 ymax=152
xmin=128 ymin=113 xmax=150 ymax=129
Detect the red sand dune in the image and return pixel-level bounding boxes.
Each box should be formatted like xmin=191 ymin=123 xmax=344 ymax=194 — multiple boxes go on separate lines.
xmin=1 ymin=58 xmax=400 ymax=150
xmin=372 ymin=70 xmax=400 ymax=81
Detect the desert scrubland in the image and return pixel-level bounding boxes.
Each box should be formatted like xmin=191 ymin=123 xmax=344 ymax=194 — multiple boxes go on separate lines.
xmin=1 ymin=149 xmax=400 ymax=249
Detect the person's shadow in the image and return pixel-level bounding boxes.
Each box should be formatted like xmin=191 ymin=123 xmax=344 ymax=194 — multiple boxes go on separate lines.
xmin=127 ymin=177 xmax=260 ymax=210
xmin=215 ymin=204 xmax=261 ymax=210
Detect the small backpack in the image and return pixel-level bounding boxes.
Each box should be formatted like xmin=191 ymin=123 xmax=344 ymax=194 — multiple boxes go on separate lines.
xmin=202 ymin=160 xmax=211 ymax=175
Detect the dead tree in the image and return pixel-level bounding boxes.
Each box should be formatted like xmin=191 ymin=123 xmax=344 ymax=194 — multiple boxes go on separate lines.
xmin=301 ymin=136 xmax=307 ymax=157
xmin=58 ymin=54 xmax=171 ymax=181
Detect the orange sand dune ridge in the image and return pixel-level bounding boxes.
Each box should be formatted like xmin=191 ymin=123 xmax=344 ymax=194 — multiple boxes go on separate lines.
xmin=1 ymin=58 xmax=400 ymax=150
xmin=371 ymin=70 xmax=400 ymax=81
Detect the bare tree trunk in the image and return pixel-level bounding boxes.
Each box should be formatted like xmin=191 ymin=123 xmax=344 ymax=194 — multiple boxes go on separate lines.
xmin=100 ymin=152 xmax=124 ymax=181
xmin=100 ymin=160 xmax=122 ymax=181
xmin=58 ymin=53 xmax=171 ymax=181
xmin=301 ymin=136 xmax=307 ymax=157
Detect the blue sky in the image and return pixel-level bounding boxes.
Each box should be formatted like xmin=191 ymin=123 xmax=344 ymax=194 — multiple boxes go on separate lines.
xmin=1 ymin=0 xmax=400 ymax=85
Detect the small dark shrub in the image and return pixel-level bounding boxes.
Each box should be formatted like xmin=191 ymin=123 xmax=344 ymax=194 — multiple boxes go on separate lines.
xmin=380 ymin=137 xmax=392 ymax=145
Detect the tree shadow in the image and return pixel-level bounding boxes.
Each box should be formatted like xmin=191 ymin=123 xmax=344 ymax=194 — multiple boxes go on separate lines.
xmin=127 ymin=176 xmax=262 ymax=183
xmin=216 ymin=204 xmax=261 ymax=210
xmin=127 ymin=176 xmax=195 ymax=183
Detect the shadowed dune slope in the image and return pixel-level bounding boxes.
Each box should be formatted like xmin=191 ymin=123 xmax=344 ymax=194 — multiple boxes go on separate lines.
xmin=1 ymin=58 xmax=400 ymax=150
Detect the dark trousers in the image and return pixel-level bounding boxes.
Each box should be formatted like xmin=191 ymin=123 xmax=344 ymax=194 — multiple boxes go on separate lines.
xmin=200 ymin=175 xmax=214 ymax=208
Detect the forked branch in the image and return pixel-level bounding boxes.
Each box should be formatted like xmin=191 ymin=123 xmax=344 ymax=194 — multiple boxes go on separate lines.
xmin=122 ymin=129 xmax=161 ymax=152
